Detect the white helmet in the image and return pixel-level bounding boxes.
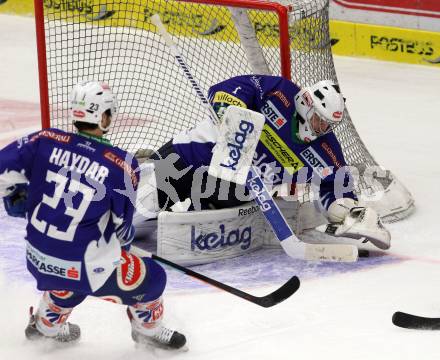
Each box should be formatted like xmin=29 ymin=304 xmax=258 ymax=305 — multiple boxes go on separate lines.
xmin=294 ymin=80 xmax=345 ymax=143
xmin=69 ymin=80 xmax=118 ymax=132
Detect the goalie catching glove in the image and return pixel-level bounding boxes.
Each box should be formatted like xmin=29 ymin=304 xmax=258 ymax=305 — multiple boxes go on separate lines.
xmin=325 ymin=198 xmax=391 ymax=250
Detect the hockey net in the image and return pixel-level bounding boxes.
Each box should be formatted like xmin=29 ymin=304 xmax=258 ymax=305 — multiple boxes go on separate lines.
xmin=34 ymin=0 xmax=414 ymax=224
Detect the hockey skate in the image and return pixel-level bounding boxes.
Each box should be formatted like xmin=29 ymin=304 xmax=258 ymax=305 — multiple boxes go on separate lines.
xmin=126 ymin=307 xmax=186 ymax=350
xmin=24 ymin=306 xmax=81 ymax=343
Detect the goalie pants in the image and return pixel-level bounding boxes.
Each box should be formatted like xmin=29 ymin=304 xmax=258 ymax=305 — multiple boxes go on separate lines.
xmin=152 ymin=141 xmax=252 ymax=211
xmin=44 ymin=250 xmax=166 ymax=309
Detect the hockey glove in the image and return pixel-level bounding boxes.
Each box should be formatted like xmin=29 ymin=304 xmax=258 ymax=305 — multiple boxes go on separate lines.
xmin=325 ymin=198 xmax=391 ymax=250
xmin=3 ymin=183 xmax=28 ymax=218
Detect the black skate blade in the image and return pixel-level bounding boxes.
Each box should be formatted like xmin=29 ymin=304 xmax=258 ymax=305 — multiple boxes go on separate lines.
xmin=392 ymin=311 xmax=440 ymax=330
xmin=134 ymin=340 xmax=189 ymax=352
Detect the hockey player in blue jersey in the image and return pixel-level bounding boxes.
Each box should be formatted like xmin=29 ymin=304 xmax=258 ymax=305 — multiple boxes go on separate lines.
xmin=143 ymin=75 xmax=390 ymax=251
xmin=0 ymin=81 xmax=186 ymax=348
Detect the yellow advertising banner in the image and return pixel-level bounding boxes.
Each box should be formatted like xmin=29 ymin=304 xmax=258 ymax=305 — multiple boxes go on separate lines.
xmin=328 ymin=21 xmax=357 ymax=56
xmin=2 ymin=0 xmax=439 ymax=66
xmin=0 ymin=0 xmax=34 ymax=15
xmin=0 ymin=0 xmax=316 ymax=49
xmin=330 ymin=20 xmax=440 ymax=67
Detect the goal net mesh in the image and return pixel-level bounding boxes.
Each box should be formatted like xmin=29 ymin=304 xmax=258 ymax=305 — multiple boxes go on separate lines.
xmin=36 ymin=0 xmax=414 ymax=222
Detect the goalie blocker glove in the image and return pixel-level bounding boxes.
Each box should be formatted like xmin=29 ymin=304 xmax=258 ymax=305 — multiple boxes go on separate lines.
xmin=326 ymin=198 xmax=391 ymax=250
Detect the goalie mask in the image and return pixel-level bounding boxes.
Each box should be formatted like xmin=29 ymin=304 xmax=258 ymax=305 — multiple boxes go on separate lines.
xmin=69 ymin=80 xmax=118 ymax=132
xmin=294 ymin=80 xmax=345 ymax=143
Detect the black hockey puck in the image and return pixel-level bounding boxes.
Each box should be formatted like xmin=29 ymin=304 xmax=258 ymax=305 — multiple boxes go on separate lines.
xmin=358 ymin=249 xmax=370 ymax=258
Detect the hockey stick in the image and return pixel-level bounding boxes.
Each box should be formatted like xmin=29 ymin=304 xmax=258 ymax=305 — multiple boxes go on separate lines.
xmin=151 ymin=14 xmax=357 ymax=262
xmin=131 ymin=246 xmax=300 ymax=308
xmin=392 ymin=311 xmax=440 ymax=330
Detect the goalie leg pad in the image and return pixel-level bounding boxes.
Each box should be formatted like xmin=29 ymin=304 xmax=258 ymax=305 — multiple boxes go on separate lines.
xmin=157 ymin=202 xmax=267 ymax=266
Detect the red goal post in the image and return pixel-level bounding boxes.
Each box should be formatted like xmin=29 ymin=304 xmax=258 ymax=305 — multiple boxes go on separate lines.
xmin=33 ymin=0 xmax=414 ymax=223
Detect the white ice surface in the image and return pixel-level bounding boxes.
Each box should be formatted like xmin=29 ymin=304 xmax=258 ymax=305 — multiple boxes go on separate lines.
xmin=2 ymin=13 xmax=440 ymax=360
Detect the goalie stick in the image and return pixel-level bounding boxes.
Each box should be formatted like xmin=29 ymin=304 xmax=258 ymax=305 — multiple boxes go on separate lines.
xmin=150 ymin=14 xmax=358 ymax=262
xmin=131 ymin=246 xmax=300 ymax=308
xmin=392 ymin=311 xmax=440 ymax=330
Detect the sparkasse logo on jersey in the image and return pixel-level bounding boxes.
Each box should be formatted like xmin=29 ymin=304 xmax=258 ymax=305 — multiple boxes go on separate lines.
xmin=26 ymin=242 xmax=82 ymax=281
xmin=261 ymin=100 xmax=288 ymax=129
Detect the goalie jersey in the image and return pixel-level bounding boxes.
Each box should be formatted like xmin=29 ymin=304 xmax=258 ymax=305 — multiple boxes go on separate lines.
xmin=172 ymin=75 xmax=356 ymax=209
xmin=0 ymin=129 xmax=139 ymax=293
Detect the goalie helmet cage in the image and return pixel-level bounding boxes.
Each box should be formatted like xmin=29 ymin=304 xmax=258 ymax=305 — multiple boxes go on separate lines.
xmin=34 ymin=0 xmax=414 ymax=223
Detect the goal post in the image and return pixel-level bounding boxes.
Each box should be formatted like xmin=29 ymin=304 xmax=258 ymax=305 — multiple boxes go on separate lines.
xmin=33 ymin=0 xmax=415 ymax=224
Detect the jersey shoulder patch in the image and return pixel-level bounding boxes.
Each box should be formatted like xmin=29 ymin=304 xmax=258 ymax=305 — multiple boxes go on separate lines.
xmin=212 ymin=91 xmax=247 ymax=108
xmin=30 ymin=128 xmax=72 ymax=144
xmin=103 ymin=148 xmax=139 ymax=188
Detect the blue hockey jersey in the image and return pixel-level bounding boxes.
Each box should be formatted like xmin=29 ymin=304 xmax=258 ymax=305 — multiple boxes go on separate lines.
xmin=172 ymin=75 xmax=356 ymax=209
xmin=0 ymin=129 xmax=139 ymax=293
